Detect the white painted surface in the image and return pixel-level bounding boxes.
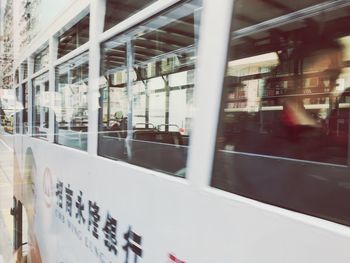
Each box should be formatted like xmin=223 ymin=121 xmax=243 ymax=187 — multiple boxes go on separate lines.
xmin=14 ymin=138 xmax=350 ymax=263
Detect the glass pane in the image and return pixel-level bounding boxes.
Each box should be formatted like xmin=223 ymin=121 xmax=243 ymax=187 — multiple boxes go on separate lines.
xmin=232 ymin=0 xmax=331 ymax=31
xmin=1 ymin=88 xmax=14 ymax=134
xmin=32 ymin=73 xmax=49 ymax=139
xmin=212 ymin=0 xmax=350 ymax=226
xmin=104 ymin=0 xmax=157 ymax=31
xmin=99 ymin=42 xmax=128 ymax=159
xmin=22 ymin=83 xmax=28 ymax=134
xmin=15 ymin=69 xmax=19 ymax=85
xmin=55 ymin=52 xmax=89 ymax=150
xmin=21 ymin=60 xmax=28 ymax=80
xmin=99 ymin=0 xmax=202 ymax=176
xmin=15 ymin=87 xmax=20 ymax=134
xmin=58 ymin=15 xmax=89 ymax=58
xmin=34 ymin=46 xmax=49 ymax=72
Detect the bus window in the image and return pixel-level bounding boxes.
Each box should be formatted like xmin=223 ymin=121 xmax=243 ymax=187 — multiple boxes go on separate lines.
xmin=15 ymin=69 xmax=19 ymax=85
xmin=57 ymin=14 xmax=89 ymax=58
xmin=32 ymin=73 xmax=49 ymax=139
xmin=231 ymin=0 xmax=331 ymax=32
xmin=21 ymin=60 xmax=28 ymax=80
xmin=22 ymin=83 xmax=28 ymax=134
xmin=55 ymin=52 xmax=89 ymax=150
xmin=98 ymin=0 xmax=202 ymax=176
xmin=34 ymin=45 xmax=49 ymax=73
xmin=104 ymin=0 xmax=157 ymax=32
xmin=212 ymin=0 xmax=350 ymax=226
xmin=15 ymin=87 xmax=20 ymax=134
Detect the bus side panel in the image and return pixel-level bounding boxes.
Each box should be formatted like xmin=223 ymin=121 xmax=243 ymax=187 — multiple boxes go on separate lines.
xmin=21 ymin=139 xmax=350 ymax=263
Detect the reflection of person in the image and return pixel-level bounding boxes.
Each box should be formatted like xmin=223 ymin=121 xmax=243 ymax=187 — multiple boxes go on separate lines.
xmin=278 ymin=38 xmax=344 ymax=144
xmin=110 ymin=111 xmax=127 ymax=131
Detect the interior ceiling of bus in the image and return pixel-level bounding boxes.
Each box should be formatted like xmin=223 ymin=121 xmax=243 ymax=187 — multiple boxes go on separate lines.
xmin=233 ymin=0 xmax=335 ymax=30
xmin=231 ymin=0 xmax=350 ymax=60
xmin=58 ymin=15 xmax=90 ymax=56
xmin=103 ymin=14 xmax=195 ymax=73
xmin=104 ymin=0 xmax=158 ymax=31
xmin=100 ymin=1 xmax=200 ymax=75
xmin=57 ymin=52 xmax=89 ymax=74
xmin=56 ymin=1 xmax=350 ymax=72
xmin=103 ymin=0 xmax=348 ymax=71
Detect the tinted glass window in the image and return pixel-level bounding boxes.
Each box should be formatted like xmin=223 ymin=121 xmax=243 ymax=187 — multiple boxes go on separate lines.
xmin=212 ymin=0 xmax=350 ymax=226
xmin=99 ymin=0 xmax=202 ymax=176
xmin=58 ymin=15 xmax=89 ymax=58
xmin=104 ymin=0 xmax=157 ymax=31
xmin=55 ymin=52 xmax=89 ymax=150
xmin=32 ymin=73 xmax=49 ymax=139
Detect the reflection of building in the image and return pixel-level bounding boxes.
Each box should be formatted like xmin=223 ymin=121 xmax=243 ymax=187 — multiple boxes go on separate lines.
xmin=1 ymin=0 xmax=14 ymax=90
xmin=18 ymin=0 xmax=40 ymax=50
xmin=0 ymin=0 xmax=39 ymax=89
xmin=0 ymin=0 xmax=73 ymax=90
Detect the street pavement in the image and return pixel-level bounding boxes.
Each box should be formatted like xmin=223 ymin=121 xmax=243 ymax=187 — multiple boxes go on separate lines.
xmin=0 ymin=133 xmax=14 ymax=262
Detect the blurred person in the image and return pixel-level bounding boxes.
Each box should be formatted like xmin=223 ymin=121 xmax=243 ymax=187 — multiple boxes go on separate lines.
xmin=262 ymin=38 xmax=346 ymax=167
xmin=110 ymin=111 xmax=127 ymax=131
xmin=280 ymin=38 xmax=343 ymax=142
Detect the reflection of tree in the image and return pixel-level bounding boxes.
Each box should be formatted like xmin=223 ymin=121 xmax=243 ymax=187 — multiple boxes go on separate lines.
xmin=19 ymin=0 xmax=40 ymax=50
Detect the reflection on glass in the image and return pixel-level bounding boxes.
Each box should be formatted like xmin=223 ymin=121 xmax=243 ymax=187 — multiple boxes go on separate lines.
xmin=34 ymin=46 xmax=49 ymax=73
xmin=212 ymin=0 xmax=350 ymax=226
xmin=15 ymin=69 xmax=19 ymax=85
xmin=32 ymin=73 xmax=49 ymax=139
xmin=99 ymin=0 xmax=202 ymax=176
xmin=231 ymin=0 xmax=331 ymax=32
xmin=23 ymin=83 xmax=28 ymax=134
xmin=57 ymin=15 xmax=89 ymax=58
xmin=55 ymin=52 xmax=88 ymax=150
xmin=104 ymin=0 xmax=157 ymax=31
xmin=15 ymin=87 xmax=20 ymax=134
xmin=100 ymin=43 xmax=127 ymax=140
xmin=21 ymin=60 xmax=28 ymax=80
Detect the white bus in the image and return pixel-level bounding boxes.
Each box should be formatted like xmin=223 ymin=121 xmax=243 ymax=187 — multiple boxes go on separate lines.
xmin=10 ymin=0 xmax=350 ymax=262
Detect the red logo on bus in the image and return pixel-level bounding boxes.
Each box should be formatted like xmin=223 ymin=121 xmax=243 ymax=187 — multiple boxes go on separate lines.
xmin=43 ymin=168 xmax=53 ymax=208
xmin=168 ymin=254 xmax=186 ymax=263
